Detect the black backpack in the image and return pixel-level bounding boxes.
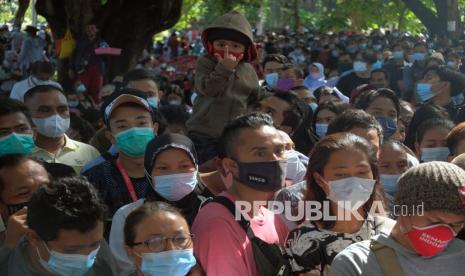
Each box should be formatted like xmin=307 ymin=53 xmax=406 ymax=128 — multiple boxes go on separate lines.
xmin=207 ymin=196 xmax=292 ymax=276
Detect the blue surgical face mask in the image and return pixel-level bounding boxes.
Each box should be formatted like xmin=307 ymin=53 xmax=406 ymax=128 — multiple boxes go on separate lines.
xmin=371 ymin=60 xmax=382 ymax=70
xmin=353 ymin=61 xmax=368 ymax=72
xmin=359 ymin=43 xmax=367 ymax=49
xmin=147 ymin=97 xmax=159 ymax=109
xmin=76 ymin=83 xmax=86 ymax=93
xmin=373 ymin=44 xmax=382 ymax=51
xmin=315 ymin=123 xmax=328 ymax=138
xmin=347 ymin=46 xmax=358 ymax=54
xmin=153 ymin=171 xmax=197 ymax=201
xmin=138 ymin=248 xmax=197 ymax=276
xmin=265 ymin=73 xmax=279 ymax=89
xmin=413 ymin=52 xmax=426 ymax=61
xmin=115 ymin=127 xmax=155 ymax=157
xmin=416 ymin=82 xmax=435 ymax=102
xmin=38 ymin=243 xmax=99 ymax=276
xmin=68 ymin=100 xmax=79 ymax=108
xmin=309 ymin=102 xmax=318 ymax=112
xmin=379 ymin=174 xmax=400 ymax=196
xmin=376 ymin=117 xmax=397 ymax=139
xmin=0 ymin=133 xmax=35 ymax=156
xmin=421 ymin=147 xmax=450 ymax=162
xmin=393 ymin=51 xmax=404 ymax=60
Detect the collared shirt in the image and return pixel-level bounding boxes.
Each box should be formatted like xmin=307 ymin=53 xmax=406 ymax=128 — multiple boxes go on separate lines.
xmin=31 ymin=135 xmax=100 ymax=174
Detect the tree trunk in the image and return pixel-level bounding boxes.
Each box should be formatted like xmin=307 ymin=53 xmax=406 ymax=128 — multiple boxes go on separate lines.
xmin=36 ymin=0 xmax=182 ymax=85
xmin=402 ymin=0 xmax=442 ymax=35
xmin=293 ymin=0 xmax=300 ymax=32
xmin=14 ymin=0 xmax=30 ymax=29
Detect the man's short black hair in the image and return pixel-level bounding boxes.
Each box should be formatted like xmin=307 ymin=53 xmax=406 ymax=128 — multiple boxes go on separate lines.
xmin=416 ymin=118 xmax=454 ymax=145
xmin=100 ymin=88 xmax=152 ymax=128
xmin=0 ymin=154 xmax=40 ymax=193
xmin=27 ymin=176 xmax=107 ymax=241
xmin=423 ymin=65 xmax=465 ymax=96
xmin=23 ymin=84 xmax=64 ymax=103
xmin=370 ymin=68 xmax=390 ymax=82
xmin=0 ymin=98 xmax=33 ymax=126
xmin=327 ymin=109 xmax=383 ymax=143
xmin=262 ymin=54 xmax=289 ymax=67
xmin=272 ymin=91 xmax=306 ymax=132
xmin=355 ymin=88 xmax=400 ymax=116
xmin=123 ymin=68 xmax=158 ymax=87
xmin=30 ymin=61 xmax=54 ymax=76
xmin=159 ymin=104 xmax=190 ymax=126
xmin=219 ymin=112 xmax=274 ymax=159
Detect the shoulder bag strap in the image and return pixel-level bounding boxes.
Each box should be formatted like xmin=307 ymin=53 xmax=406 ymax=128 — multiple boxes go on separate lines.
xmin=369 ymin=240 xmax=404 ymax=276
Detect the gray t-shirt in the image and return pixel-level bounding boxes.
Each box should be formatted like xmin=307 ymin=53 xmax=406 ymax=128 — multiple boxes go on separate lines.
xmin=329 ymin=231 xmax=465 ymax=276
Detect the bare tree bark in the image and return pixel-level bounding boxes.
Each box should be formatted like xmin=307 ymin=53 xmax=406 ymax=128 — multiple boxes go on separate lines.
xmin=35 ymin=0 xmax=182 ymax=84
xmin=401 ymin=0 xmax=442 ymax=35
xmin=293 ymin=0 xmax=301 ymax=32
xmin=13 ymin=0 xmax=30 ymax=29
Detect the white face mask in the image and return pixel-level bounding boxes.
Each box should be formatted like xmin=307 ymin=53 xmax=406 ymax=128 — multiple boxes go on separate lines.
xmin=286 ymin=150 xmax=307 ymax=183
xmin=153 ymin=171 xmax=197 ymax=201
xmin=421 ymin=147 xmax=450 ymax=162
xmin=327 ymin=177 xmax=376 ymax=211
xmin=32 ymin=114 xmax=70 ymax=138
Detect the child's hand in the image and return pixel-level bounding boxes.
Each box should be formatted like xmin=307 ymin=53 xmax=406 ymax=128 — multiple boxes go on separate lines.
xmin=215 ymin=46 xmax=243 ymax=71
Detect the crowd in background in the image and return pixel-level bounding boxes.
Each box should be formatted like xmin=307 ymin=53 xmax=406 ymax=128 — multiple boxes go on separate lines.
xmin=1 ymin=9 xmax=465 ymax=276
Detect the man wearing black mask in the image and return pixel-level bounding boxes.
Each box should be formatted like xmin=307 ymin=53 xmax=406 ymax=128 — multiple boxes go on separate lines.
xmin=192 ymin=113 xmax=290 ymax=275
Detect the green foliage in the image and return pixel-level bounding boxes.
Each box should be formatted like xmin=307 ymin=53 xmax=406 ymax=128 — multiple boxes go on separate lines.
xmin=0 ymin=0 xmax=17 ymax=24
xmin=0 ymin=0 xmax=46 ymax=26
xmin=0 ymin=0 xmax=461 ymax=36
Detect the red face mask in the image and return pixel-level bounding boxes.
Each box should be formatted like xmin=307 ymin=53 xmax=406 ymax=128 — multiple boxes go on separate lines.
xmin=213 ymin=49 xmax=243 ymax=60
xmin=407 ymin=224 xmax=455 ymax=257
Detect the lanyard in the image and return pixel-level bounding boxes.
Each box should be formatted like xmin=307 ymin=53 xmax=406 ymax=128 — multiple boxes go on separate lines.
xmin=115 ymin=158 xmax=138 ymax=202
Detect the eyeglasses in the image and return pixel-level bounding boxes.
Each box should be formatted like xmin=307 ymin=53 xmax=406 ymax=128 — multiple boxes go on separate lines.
xmin=131 ymin=234 xmax=194 ymax=252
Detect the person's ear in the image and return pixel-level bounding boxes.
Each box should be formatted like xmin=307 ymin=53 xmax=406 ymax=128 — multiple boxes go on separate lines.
xmin=105 ymin=129 xmax=116 ymax=145
xmin=125 ymin=246 xmax=141 ymax=269
xmin=313 ymin=172 xmax=330 ymax=196
xmin=152 ymin=122 xmax=159 ymax=135
xmin=222 ymin=157 xmax=239 ymax=177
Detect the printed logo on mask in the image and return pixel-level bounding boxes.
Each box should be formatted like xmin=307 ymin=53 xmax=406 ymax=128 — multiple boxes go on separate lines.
xmin=407 ymin=224 xmax=455 ymax=257
xmin=248 ymin=174 xmax=267 ymax=184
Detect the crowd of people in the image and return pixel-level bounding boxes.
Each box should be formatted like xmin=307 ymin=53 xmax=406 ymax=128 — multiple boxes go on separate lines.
xmin=1 ymin=9 xmax=465 ymax=276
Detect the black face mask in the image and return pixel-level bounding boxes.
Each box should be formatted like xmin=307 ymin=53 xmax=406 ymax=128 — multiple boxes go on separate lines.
xmin=234 ymin=160 xmax=287 ymax=192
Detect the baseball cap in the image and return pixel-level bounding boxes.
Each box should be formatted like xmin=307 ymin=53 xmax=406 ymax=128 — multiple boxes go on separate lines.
xmin=102 ymin=88 xmax=152 ymax=126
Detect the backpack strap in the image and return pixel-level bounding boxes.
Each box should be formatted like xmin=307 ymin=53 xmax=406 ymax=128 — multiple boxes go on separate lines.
xmin=208 ymin=196 xmax=256 ymax=239
xmin=370 ymin=240 xmax=404 ymax=276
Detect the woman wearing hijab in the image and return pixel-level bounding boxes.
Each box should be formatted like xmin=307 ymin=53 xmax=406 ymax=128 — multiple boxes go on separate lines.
xmin=304 ymin=62 xmax=327 ymax=92
xmin=109 ymin=133 xmax=213 ymax=275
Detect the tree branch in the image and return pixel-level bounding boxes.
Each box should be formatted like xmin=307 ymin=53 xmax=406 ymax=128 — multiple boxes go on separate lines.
xmin=402 ymin=0 xmax=441 ymax=34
